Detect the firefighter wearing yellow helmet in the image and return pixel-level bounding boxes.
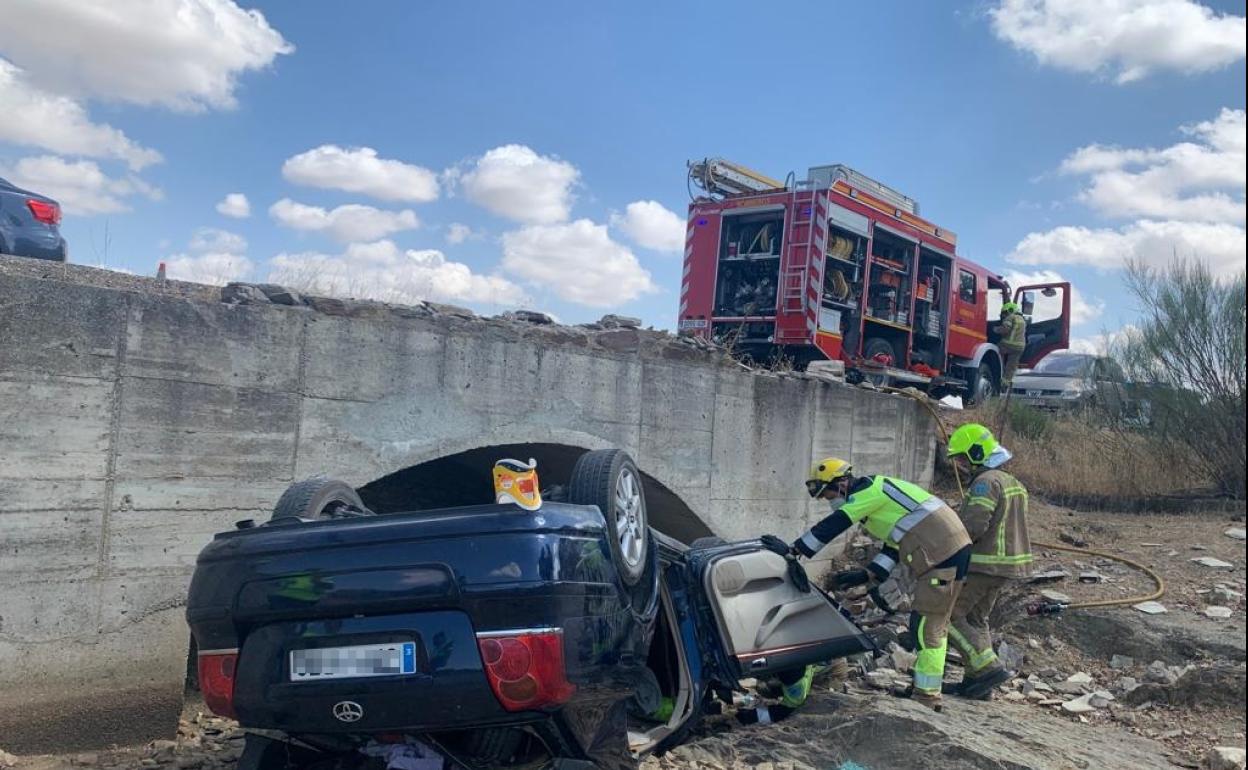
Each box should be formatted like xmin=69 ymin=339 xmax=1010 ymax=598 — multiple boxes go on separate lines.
xmin=944 ymin=423 xmax=1032 ymax=699
xmin=793 ymin=457 xmax=972 ymax=712
xmin=995 ymin=301 xmax=1027 ymax=389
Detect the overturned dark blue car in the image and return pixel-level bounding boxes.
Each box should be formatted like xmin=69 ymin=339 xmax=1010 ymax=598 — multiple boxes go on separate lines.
xmin=186 ymin=449 xmax=873 ymax=769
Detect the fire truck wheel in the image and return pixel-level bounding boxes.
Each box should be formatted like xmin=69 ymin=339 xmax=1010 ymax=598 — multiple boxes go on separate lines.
xmin=968 ymin=362 xmax=998 ymax=405
xmin=863 ymin=337 xmax=896 ymax=364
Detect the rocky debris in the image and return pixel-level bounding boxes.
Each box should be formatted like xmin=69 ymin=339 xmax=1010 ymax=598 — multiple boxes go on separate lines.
xmin=598 ymin=314 xmax=642 ymax=329
xmin=1059 ymin=531 xmax=1090 ymax=548
xmin=1079 ymin=570 xmax=1104 ymax=583
xmin=501 ymin=310 xmax=555 ymax=325
xmin=1211 ymin=585 xmax=1243 ymax=605
xmin=1053 ymin=671 xmax=1095 ymax=695
xmin=1192 ymin=557 xmax=1236 ymax=570
xmin=1061 ymin=693 xmax=1099 ymax=713
xmin=1124 ymin=661 xmax=1247 ymax=708
xmin=1111 ymin=654 xmax=1135 ymax=670
xmin=1030 ymin=568 xmax=1071 ymax=583
xmin=1134 ymin=600 xmax=1168 ymax=614
xmin=1145 ymin=660 xmax=1180 ymax=685
xmin=1115 ymin=676 xmax=1141 ymax=695
xmin=1224 ymin=528 xmax=1247 ymax=541
xmin=996 ymin=640 xmax=1024 ymax=672
xmin=220 ymin=282 xmax=269 ymax=305
xmin=1041 ymin=589 xmax=1073 ymax=604
xmin=0 ymin=749 xmax=17 ymax=768
xmin=1204 ymin=606 xmax=1234 ymax=619
xmin=1206 ymin=747 xmax=1247 ymax=770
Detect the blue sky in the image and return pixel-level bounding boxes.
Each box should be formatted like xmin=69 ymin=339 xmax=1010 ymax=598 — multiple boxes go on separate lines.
xmin=1 ymin=1 xmax=1244 ymax=349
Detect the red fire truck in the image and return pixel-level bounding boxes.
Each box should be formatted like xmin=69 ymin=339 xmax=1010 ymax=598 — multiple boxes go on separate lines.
xmin=678 ymin=159 xmax=1072 ymax=404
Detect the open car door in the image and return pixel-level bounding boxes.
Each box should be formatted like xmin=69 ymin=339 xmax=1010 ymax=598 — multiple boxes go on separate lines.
xmin=1014 ymin=282 xmax=1071 ymax=368
xmin=691 ymin=540 xmax=874 ymax=681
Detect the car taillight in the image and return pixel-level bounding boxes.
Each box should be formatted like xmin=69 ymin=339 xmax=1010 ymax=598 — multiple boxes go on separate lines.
xmin=26 ymin=199 xmax=61 ymax=225
xmin=476 ymin=629 xmax=575 ymax=712
xmin=198 ymin=650 xmax=238 ymax=719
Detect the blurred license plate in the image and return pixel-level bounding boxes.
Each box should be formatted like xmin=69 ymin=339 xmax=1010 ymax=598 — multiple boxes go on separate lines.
xmin=290 ymin=642 xmax=416 ymax=681
xmin=1027 ymin=390 xmax=1042 ymax=397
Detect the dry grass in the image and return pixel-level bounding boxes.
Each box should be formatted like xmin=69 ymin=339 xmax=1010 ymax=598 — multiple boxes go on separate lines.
xmin=939 ymin=402 xmax=1210 ymax=505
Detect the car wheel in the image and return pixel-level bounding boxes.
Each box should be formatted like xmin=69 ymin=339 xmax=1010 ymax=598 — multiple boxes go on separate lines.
xmin=270 ymin=476 xmax=370 ymax=523
xmin=569 ymin=449 xmax=651 ymax=587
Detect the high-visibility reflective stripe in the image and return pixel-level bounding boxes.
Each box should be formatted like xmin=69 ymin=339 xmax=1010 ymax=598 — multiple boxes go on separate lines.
xmin=800 ymin=531 xmax=823 ymax=555
xmin=965 ymin=496 xmax=995 ymax=509
xmin=947 ymin=625 xmax=973 ymax=656
xmin=969 ymin=647 xmax=999 ymax=673
xmin=913 ymin=671 xmax=944 ymax=693
xmin=972 ymin=552 xmax=1034 ymax=565
xmin=871 ymin=552 xmax=897 ymax=574
xmin=995 ymin=484 xmax=1029 ymax=558
xmin=756 ymin=706 xmax=772 ymax=724
xmin=888 ymin=498 xmax=944 ymax=544
xmin=882 ymin=480 xmax=923 ymax=511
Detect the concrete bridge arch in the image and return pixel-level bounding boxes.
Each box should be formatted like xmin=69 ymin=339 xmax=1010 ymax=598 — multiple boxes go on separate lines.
xmin=358 ymin=439 xmax=714 ymax=544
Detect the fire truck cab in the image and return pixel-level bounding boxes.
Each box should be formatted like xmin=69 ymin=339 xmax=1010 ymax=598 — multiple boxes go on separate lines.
xmin=678 ymin=159 xmax=1072 ymax=403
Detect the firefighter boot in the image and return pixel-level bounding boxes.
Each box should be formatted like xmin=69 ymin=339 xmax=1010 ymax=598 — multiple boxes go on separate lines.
xmin=957 ymin=664 xmax=1013 ymax=700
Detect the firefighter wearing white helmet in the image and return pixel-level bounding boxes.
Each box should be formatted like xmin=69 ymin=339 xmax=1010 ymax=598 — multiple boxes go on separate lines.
xmin=943 ymin=423 xmax=1033 ymax=699
xmin=793 ymin=458 xmax=972 ymax=712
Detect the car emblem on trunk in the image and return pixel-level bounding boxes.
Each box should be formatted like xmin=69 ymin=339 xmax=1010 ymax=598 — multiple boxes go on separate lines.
xmin=332 ymin=701 xmax=363 ymax=722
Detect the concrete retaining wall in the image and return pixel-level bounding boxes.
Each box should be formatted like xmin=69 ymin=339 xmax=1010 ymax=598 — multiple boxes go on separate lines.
xmin=0 ymin=257 xmax=934 ymax=751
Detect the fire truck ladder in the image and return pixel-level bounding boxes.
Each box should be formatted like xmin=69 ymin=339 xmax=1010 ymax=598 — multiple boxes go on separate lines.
xmin=779 ymin=187 xmax=817 ymax=338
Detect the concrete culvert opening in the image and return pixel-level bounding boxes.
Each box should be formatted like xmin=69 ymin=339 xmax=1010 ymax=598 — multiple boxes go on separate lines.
xmin=358 ymin=443 xmax=714 ymax=543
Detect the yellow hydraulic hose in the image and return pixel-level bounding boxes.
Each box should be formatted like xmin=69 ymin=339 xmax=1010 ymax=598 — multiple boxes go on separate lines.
xmin=881 ymin=386 xmax=1166 ymax=611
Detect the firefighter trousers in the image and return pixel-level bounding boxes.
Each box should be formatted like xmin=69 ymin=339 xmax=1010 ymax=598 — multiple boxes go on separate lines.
xmin=948 ymin=573 xmax=1009 ymax=676
xmin=1001 ymin=345 xmax=1025 ymax=387
xmin=909 ymin=566 xmax=965 ymax=697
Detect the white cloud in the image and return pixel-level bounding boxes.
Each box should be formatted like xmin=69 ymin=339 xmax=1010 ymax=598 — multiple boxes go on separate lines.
xmin=268 ymin=240 xmax=527 ymax=307
xmin=282 ymin=145 xmax=439 ymax=203
xmin=989 ymin=0 xmax=1246 ymax=83
xmin=461 ymin=145 xmax=579 ymax=224
xmin=216 ymin=192 xmax=250 ymax=218
xmin=501 ymin=219 xmax=655 ymax=307
xmin=0 ymin=155 xmax=162 ymax=215
xmin=445 ymin=223 xmax=475 ymax=245
xmin=165 ymin=252 xmax=254 ymax=285
xmin=1001 ymin=269 xmax=1104 ymax=326
xmin=1009 ymin=109 xmax=1247 ymax=279
xmin=0 ymin=0 xmax=293 ymax=111
xmin=269 ymin=198 xmax=420 ymax=242
xmin=611 ymin=200 xmax=686 ymax=253
xmin=0 ymin=60 xmax=161 ymax=170
xmin=189 ymin=227 xmax=247 ymax=254
xmin=164 ymin=224 xmax=252 ymax=285
xmin=1058 ymin=108 xmax=1245 ymax=224
xmin=1007 ymin=219 xmax=1246 ymax=278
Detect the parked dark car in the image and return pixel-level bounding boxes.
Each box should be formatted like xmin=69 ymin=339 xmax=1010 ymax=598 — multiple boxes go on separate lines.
xmin=0 ymin=176 xmax=67 ymax=261
xmin=186 ymin=449 xmax=874 ymax=769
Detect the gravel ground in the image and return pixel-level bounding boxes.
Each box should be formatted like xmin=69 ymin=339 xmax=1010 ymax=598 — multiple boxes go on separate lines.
xmin=3 ymin=502 xmax=1243 ymax=770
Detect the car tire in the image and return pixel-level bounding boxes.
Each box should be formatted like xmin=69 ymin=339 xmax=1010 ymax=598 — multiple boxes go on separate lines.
xmin=270 ymin=476 xmax=369 ymax=523
xmin=568 ymin=449 xmax=651 ymax=587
